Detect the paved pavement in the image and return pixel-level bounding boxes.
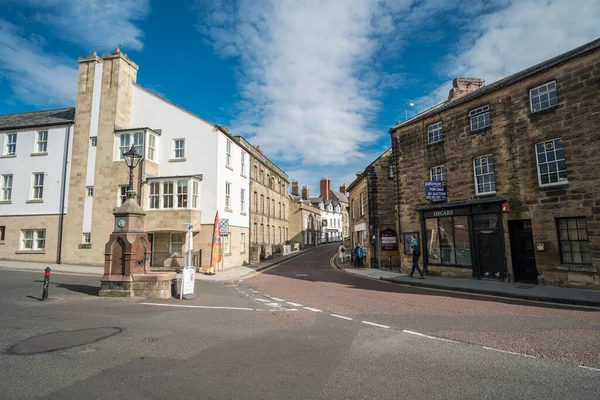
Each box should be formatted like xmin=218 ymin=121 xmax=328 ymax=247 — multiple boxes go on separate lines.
xmin=338 ymin=263 xmax=600 ymax=307
xmin=0 ymin=244 xmax=327 ymax=282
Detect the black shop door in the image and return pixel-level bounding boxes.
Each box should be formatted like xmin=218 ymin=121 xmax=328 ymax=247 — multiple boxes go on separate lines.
xmin=474 ymin=214 xmax=505 ymax=280
xmin=508 ymin=220 xmax=538 ymax=283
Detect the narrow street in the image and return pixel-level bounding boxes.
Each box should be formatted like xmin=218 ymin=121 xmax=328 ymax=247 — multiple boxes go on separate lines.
xmin=1 ymin=246 xmax=599 ymax=399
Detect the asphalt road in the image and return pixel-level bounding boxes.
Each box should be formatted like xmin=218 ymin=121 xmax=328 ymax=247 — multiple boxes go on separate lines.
xmin=0 ymin=248 xmax=598 ymax=399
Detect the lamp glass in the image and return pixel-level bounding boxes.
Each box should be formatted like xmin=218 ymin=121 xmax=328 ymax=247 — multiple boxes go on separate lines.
xmin=123 ymin=144 xmax=142 ymax=168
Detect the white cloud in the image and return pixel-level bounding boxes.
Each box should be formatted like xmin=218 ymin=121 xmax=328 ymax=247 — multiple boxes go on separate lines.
xmin=195 ymin=0 xmax=433 ymax=168
xmin=417 ymin=0 xmax=600 ymax=109
xmin=21 ymin=0 xmax=150 ymax=50
xmin=0 ymin=20 xmax=77 ymax=107
xmin=0 ymin=0 xmax=149 ymax=107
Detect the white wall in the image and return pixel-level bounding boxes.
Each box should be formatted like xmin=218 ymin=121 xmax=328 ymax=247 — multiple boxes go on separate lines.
xmin=0 ymin=125 xmax=72 ymax=216
xmin=130 ymin=86 xmax=249 ymax=227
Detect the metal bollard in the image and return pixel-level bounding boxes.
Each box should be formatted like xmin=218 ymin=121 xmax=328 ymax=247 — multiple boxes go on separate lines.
xmin=42 ymin=267 xmax=51 ymax=300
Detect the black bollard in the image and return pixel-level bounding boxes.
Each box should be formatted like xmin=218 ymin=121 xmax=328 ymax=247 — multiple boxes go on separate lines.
xmin=42 ymin=267 xmax=51 ymax=300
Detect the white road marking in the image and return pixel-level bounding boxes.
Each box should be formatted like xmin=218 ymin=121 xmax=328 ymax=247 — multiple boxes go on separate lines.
xmin=362 ymin=321 xmax=390 ymax=329
xmin=140 ymin=303 xmax=254 ymax=311
xmin=287 ymin=302 xmax=303 ymax=307
xmin=295 ymin=274 xmax=308 ymax=277
xmin=578 ymin=365 xmax=600 ymax=372
xmin=331 ymin=314 xmax=353 ymax=321
xmin=402 ymin=330 xmax=458 ymax=343
xmin=255 ymin=298 xmax=269 ymax=302
xmin=287 ymin=309 xmax=298 ymax=312
xmin=266 ymin=302 xmax=281 ymax=307
xmin=271 ymin=297 xmax=285 ymax=302
xmin=303 ymin=307 xmax=323 ymax=312
xmin=482 ymin=346 xmax=536 ymax=358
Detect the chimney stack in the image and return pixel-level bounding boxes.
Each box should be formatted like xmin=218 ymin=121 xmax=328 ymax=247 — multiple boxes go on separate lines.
xmin=339 ymin=184 xmax=346 ymax=194
xmin=291 ymin=180 xmax=299 ymax=196
xmin=301 ymin=186 xmax=310 ymax=201
xmin=320 ymin=177 xmax=330 ymax=200
xmin=448 ymin=77 xmax=483 ymax=101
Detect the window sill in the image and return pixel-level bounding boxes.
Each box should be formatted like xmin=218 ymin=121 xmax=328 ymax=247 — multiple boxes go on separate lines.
xmin=470 ymin=127 xmax=491 ymax=134
xmin=0 ymin=241 xmax=5 ymax=245
xmin=554 ymin=264 xmax=597 ymax=273
xmin=530 ymin=104 xmax=559 ymax=116
xmin=539 ymin=182 xmax=569 ymax=190
xmin=475 ymin=192 xmax=497 ymax=198
xmin=224 ymin=252 xmax=232 ymax=256
xmin=26 ymin=199 xmax=44 ymax=204
xmin=0 ymin=200 xmax=12 ymax=204
xmin=240 ymin=212 xmax=247 ymax=216
xmin=30 ymin=152 xmax=48 ymax=157
xmin=168 ymin=158 xmax=186 ymax=163
xmin=226 ymin=165 xmax=234 ymax=171
xmin=427 ymin=140 xmax=444 ymax=146
xmin=1 ymin=154 xmax=16 ymax=159
xmin=224 ymin=207 xmax=233 ymax=213
xmin=15 ymin=250 xmax=45 ymax=254
xmin=78 ymin=244 xmax=92 ymax=249
xmin=241 ymin=173 xmax=247 ymax=179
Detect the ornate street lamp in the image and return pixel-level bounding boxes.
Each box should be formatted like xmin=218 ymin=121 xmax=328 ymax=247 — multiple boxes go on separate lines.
xmin=123 ymin=144 xmax=142 ymax=193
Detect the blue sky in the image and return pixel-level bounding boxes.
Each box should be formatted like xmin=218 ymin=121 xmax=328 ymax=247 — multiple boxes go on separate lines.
xmin=1 ymin=0 xmax=599 ymax=193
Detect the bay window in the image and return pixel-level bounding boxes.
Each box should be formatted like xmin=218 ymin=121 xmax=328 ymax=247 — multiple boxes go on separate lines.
xmin=147 ymin=178 xmax=201 ymax=210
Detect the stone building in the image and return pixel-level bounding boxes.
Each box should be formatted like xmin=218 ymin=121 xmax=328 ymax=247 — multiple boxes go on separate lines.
xmin=347 ymin=148 xmax=399 ymax=268
xmin=329 ymin=182 xmax=350 ymax=241
xmin=389 ymin=38 xmax=600 ymax=289
xmin=0 ymin=48 xmax=258 ymax=270
xmin=288 ymin=185 xmax=321 ymax=248
xmin=234 ymin=137 xmax=289 ymax=263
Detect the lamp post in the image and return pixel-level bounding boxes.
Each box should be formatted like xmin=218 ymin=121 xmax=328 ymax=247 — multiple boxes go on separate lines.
xmin=122 ymin=144 xmax=142 ymax=193
xmin=403 ymin=102 xmax=415 ymax=121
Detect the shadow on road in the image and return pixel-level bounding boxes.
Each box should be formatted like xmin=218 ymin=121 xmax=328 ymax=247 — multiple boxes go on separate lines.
xmin=33 ymin=280 xmax=100 ymax=296
xmin=256 ymin=247 xmax=600 ymax=313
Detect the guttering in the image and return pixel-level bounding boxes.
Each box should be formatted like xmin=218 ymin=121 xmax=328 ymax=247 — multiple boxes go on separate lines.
xmin=56 ymin=123 xmax=73 ymax=264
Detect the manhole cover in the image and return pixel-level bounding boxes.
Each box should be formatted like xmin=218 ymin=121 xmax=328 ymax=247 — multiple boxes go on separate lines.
xmin=8 ymin=327 xmax=122 ymax=355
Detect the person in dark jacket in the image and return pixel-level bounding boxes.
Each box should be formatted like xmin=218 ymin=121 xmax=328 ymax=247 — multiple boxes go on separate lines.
xmin=409 ymin=234 xmax=424 ymax=279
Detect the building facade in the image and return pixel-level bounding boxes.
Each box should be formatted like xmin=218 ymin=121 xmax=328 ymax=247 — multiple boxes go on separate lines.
xmin=390 ymin=39 xmax=600 ymax=289
xmin=289 ymin=187 xmax=322 ymax=249
xmin=347 ymin=149 xmax=399 ymax=268
xmin=234 ymin=137 xmax=289 ymax=263
xmin=0 ymin=49 xmax=259 ymax=270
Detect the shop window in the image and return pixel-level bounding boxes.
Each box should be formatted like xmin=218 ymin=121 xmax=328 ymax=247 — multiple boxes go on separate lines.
xmin=426 ymin=216 xmax=472 ymax=266
xmin=557 ymin=217 xmax=591 ymax=264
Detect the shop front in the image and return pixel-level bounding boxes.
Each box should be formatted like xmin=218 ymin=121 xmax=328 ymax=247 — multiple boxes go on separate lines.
xmin=418 ymin=197 xmax=508 ymax=281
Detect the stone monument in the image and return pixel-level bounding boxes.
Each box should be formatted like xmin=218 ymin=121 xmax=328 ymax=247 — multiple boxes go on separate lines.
xmin=99 ymin=190 xmax=176 ymax=298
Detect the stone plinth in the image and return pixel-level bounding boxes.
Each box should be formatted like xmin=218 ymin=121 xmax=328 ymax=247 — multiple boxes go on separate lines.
xmin=99 ymin=272 xmax=176 ymax=298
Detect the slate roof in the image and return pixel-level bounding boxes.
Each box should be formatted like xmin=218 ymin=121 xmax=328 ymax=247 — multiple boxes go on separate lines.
xmin=329 ymin=189 xmax=348 ymax=203
xmin=0 ymin=108 xmax=76 ymax=131
xmin=390 ymin=37 xmax=600 ymax=132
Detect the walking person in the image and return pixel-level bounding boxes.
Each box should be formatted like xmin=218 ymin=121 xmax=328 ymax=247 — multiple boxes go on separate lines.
xmin=357 ymin=245 xmax=365 ymax=268
xmin=409 ymin=234 xmax=425 ymax=279
xmin=350 ymin=246 xmax=356 ymax=266
xmin=338 ymin=243 xmax=346 ymax=263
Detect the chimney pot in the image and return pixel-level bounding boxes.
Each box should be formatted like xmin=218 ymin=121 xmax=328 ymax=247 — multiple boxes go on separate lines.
xmin=92 ymin=51 xmax=97 ymax=56
xmin=291 ymin=180 xmax=299 ymax=196
xmin=301 ymin=186 xmax=310 ymax=201
xmin=116 ymin=47 xmax=121 ymax=53
xmin=448 ymin=77 xmax=483 ymax=101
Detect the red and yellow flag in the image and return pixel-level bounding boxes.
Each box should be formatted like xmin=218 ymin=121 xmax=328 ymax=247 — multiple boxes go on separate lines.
xmin=206 ymin=211 xmax=221 ymax=274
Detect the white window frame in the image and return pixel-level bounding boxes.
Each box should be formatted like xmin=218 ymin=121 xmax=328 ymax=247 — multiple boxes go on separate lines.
xmin=119 ymin=133 xmax=131 ymax=159
xmin=430 ymin=165 xmax=446 ymax=182
xmin=241 ymin=188 xmax=246 ymax=213
xmin=173 ymin=139 xmax=185 ymax=159
xmin=162 ymin=181 xmax=174 ymax=208
xmin=148 ymin=134 xmax=156 ymax=161
xmin=82 ymin=233 xmax=91 ymax=244
xmin=241 ymin=152 xmax=246 ymax=176
xmin=224 ymin=234 xmax=231 ymax=254
xmin=241 ymin=232 xmax=246 ymax=253
xmin=473 ymin=155 xmax=496 ymax=196
xmin=118 ymin=185 xmax=128 ymax=206
xmin=117 ymin=132 xmax=144 ymax=159
xmin=21 ymin=229 xmax=45 ymax=250
xmin=1 ymin=174 xmax=12 ymax=201
xmin=86 ymin=186 xmax=94 ymax=197
xmin=31 ymin=173 xmax=44 ymax=200
xmin=90 ymin=137 xmax=97 ymax=147
xmin=226 ymin=140 xmax=232 ymax=168
xmin=225 ymin=182 xmax=231 ymax=209
xmin=427 ymin=122 xmax=443 ymax=144
xmin=535 ymin=138 xmax=568 ymax=187
xmin=36 ymin=130 xmax=48 ymax=153
xmin=170 ymin=232 xmax=183 ymax=254
xmin=360 ymin=193 xmax=364 ymax=216
xmin=192 ymin=181 xmax=199 ymax=209
xmin=530 ymin=81 xmax=558 ymax=113
xmin=177 ymin=180 xmax=188 ymax=208
xmin=4 ymin=133 xmax=17 ymax=156
xmin=149 ymin=181 xmax=160 ymax=209
xmin=469 ymin=105 xmax=491 ymax=131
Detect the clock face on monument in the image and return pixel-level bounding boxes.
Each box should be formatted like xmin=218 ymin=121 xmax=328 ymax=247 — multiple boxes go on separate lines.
xmin=117 ymin=219 xmax=126 ymax=228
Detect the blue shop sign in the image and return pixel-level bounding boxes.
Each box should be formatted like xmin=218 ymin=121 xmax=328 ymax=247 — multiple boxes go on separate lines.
xmin=425 ymin=180 xmax=447 ymax=201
